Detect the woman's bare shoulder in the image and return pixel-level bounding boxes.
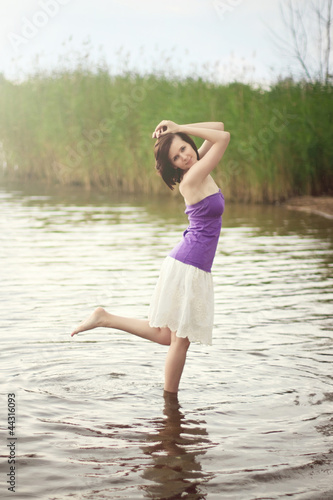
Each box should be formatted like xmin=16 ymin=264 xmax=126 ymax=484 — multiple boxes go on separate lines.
xmin=179 ymin=175 xmax=220 ymax=205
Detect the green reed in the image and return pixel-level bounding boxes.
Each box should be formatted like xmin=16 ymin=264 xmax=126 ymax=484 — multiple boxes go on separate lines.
xmin=0 ymin=62 xmax=332 ymax=202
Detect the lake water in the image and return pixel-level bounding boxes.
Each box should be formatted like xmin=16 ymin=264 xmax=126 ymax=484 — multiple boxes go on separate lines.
xmin=0 ymin=182 xmax=332 ymax=500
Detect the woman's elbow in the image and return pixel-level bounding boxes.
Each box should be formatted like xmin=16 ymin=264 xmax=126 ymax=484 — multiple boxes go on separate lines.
xmin=219 ymin=131 xmax=230 ymax=152
xmin=223 ymin=131 xmax=230 ymax=143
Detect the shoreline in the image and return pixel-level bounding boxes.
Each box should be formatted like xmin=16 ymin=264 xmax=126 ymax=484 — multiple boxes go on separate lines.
xmin=1 ymin=178 xmax=333 ymax=219
xmin=284 ymin=196 xmax=333 ymax=220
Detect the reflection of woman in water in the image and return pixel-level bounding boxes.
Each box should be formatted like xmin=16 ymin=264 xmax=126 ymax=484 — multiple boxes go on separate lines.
xmin=71 ymin=121 xmax=230 ymax=394
xmin=141 ymin=391 xmax=212 ymax=499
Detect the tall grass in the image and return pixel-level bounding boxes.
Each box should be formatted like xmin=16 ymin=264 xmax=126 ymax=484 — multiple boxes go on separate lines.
xmin=0 ymin=58 xmax=332 ymax=202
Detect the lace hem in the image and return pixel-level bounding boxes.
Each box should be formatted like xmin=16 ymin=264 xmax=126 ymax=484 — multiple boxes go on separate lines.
xmin=148 ymin=256 xmax=214 ymax=345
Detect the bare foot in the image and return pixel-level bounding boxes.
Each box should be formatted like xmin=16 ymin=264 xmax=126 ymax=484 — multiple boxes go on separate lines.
xmin=71 ymin=307 xmax=109 ymax=337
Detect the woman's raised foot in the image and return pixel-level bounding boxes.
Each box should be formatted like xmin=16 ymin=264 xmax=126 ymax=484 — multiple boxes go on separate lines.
xmin=71 ymin=307 xmax=109 ymax=337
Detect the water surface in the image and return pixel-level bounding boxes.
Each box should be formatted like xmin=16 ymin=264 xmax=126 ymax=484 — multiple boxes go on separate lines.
xmin=0 ymin=182 xmax=332 ymax=500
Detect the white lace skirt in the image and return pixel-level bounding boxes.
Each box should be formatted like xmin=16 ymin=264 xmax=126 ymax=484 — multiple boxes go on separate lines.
xmin=148 ymin=256 xmax=214 ymax=345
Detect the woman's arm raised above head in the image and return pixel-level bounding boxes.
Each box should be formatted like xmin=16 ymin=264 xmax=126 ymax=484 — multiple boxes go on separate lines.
xmin=159 ymin=121 xmax=225 ymax=159
xmin=152 ymin=120 xmax=224 ymax=140
xmin=152 ymin=120 xmax=230 ymax=188
xmin=177 ymin=123 xmax=230 ymax=188
xmin=190 ymin=122 xmax=225 ymax=159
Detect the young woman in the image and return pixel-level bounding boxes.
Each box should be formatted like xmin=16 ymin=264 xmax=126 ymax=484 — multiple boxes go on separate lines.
xmin=71 ymin=121 xmax=230 ymax=394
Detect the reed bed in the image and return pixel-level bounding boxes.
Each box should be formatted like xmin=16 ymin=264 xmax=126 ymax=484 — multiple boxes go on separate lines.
xmin=0 ymin=58 xmax=332 ymax=202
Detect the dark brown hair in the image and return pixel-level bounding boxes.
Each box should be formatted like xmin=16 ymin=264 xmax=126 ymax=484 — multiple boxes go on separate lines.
xmin=154 ymin=132 xmax=199 ymax=190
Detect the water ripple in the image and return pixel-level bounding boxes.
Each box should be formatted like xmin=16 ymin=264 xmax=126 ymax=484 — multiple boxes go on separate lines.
xmin=0 ymin=185 xmax=332 ymax=499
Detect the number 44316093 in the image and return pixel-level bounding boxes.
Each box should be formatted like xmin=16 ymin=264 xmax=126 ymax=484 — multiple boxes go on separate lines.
xmin=8 ymin=394 xmax=16 ymax=436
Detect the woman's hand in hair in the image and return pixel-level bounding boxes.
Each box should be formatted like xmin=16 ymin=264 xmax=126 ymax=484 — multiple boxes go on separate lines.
xmin=152 ymin=120 xmax=179 ymax=139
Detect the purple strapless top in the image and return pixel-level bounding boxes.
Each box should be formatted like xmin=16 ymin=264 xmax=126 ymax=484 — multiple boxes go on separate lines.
xmin=169 ymin=190 xmax=224 ymax=272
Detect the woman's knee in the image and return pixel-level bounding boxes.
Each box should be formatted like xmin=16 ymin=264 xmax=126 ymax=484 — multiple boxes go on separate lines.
xmin=171 ymin=331 xmax=190 ymax=350
xmin=159 ymin=327 xmax=172 ymax=345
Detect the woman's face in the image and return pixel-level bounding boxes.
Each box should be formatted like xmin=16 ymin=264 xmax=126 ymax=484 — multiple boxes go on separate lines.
xmin=168 ymin=136 xmax=198 ymax=171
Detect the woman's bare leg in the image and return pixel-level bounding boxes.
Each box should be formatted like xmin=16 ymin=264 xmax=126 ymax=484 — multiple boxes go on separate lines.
xmin=71 ymin=307 xmax=171 ymax=345
xmin=71 ymin=309 xmax=190 ymax=391
xmin=164 ymin=331 xmax=190 ymax=393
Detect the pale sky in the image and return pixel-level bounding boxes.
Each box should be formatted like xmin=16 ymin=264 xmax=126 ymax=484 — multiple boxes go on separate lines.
xmin=0 ymin=0 xmax=300 ymax=84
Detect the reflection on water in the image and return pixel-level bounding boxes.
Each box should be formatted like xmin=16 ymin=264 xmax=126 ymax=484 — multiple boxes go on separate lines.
xmin=140 ymin=392 xmax=212 ymax=499
xmin=0 ymin=181 xmax=333 ymax=500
